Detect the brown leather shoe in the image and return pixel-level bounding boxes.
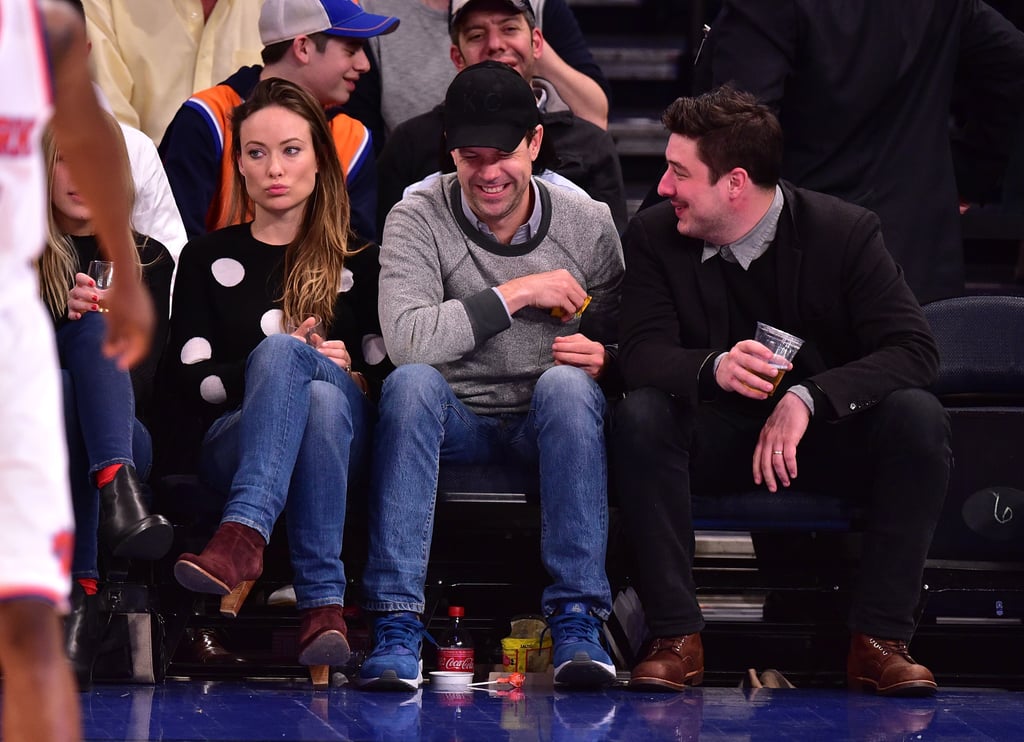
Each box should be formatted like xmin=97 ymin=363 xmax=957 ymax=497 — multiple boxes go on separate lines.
xmin=178 ymin=628 xmax=246 ymax=665
xmin=847 ymin=632 xmax=937 ymax=697
xmin=629 ymin=633 xmax=704 ymax=692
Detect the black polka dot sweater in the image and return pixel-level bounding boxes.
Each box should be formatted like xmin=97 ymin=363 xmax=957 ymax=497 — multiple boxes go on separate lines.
xmin=167 ymin=222 xmax=388 ymax=434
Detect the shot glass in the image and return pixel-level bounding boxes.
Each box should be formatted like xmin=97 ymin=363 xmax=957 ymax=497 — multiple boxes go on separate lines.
xmin=87 ymin=260 xmax=114 ymax=312
xmin=753 ymin=322 xmax=804 ymax=395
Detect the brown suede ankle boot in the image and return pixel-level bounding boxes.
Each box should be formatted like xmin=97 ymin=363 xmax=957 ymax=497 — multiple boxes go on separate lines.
xmin=174 ymin=522 xmax=265 ymax=616
xmin=298 ymin=605 xmax=350 ymax=668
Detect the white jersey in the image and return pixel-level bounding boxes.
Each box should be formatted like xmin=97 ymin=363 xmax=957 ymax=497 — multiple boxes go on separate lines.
xmin=0 ymin=0 xmax=73 ymax=613
xmin=0 ymin=0 xmax=51 ymax=308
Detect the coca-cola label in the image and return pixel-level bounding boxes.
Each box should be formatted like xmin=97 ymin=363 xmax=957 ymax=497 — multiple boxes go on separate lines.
xmin=437 ymin=648 xmax=474 ymax=672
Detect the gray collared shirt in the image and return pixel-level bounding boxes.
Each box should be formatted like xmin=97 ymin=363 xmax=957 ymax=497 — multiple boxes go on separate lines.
xmin=702 ymin=185 xmax=784 ymax=269
xmin=460 ymin=178 xmax=543 ymax=244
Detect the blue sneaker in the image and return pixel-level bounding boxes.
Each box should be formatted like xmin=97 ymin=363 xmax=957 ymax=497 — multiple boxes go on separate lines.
xmin=548 ymin=603 xmax=617 ymax=687
xmin=356 ymin=612 xmax=424 ymax=691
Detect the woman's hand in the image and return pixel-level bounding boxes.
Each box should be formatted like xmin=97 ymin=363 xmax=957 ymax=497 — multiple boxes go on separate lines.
xmin=66 ymin=271 xmax=103 ymax=320
xmin=318 ymin=339 xmax=354 ymax=372
xmin=288 ymin=316 xmax=321 ymax=345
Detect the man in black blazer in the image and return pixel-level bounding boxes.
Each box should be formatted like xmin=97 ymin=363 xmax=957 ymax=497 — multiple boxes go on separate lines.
xmin=708 ymin=0 xmax=1024 ymax=304
xmin=611 ymin=87 xmax=951 ymax=697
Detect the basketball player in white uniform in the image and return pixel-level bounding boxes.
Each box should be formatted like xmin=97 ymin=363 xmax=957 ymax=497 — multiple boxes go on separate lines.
xmin=0 ymin=2 xmax=153 ymax=739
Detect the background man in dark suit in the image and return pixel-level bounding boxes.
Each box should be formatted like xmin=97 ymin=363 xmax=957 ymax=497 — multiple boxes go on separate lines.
xmin=707 ymin=0 xmax=1024 ymax=304
xmin=611 ymin=87 xmax=951 ymax=697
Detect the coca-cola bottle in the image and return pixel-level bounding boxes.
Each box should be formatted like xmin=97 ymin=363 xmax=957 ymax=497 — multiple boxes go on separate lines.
xmin=436 ymin=605 xmax=474 ymax=674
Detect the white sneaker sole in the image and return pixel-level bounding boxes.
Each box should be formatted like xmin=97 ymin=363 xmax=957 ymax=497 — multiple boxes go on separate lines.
xmin=355 ymin=662 xmax=423 ymax=691
xmin=553 ymin=656 xmax=616 ymax=687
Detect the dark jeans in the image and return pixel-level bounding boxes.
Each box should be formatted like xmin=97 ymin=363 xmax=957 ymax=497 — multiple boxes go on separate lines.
xmin=58 ymin=313 xmax=151 ymax=579
xmin=610 ymin=387 xmax=951 ymax=642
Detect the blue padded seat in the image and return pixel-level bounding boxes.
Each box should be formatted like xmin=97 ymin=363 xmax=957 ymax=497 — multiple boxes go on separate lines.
xmin=922 ymin=295 xmax=1024 ymax=562
xmin=689 ymin=490 xmax=859 ymax=532
xmin=923 ymin=295 xmax=1024 ymax=401
xmin=436 ymin=464 xmax=861 ymax=532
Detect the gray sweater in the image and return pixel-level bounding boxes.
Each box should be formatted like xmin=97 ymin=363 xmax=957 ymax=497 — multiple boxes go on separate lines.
xmin=379 ymin=174 xmax=623 ymax=415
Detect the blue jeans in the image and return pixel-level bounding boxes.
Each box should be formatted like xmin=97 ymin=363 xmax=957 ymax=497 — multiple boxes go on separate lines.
xmin=199 ymin=334 xmax=374 ymax=611
xmin=58 ymin=313 xmax=152 ymax=580
xmin=362 ymin=363 xmax=612 ymax=619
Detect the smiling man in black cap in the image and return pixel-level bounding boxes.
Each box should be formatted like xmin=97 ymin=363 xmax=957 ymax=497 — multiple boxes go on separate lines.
xmin=357 ymin=61 xmax=624 ymax=691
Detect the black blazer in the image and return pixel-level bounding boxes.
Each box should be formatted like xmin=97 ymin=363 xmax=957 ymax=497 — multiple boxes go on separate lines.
xmin=709 ymin=0 xmax=1024 ymax=304
xmin=619 ymin=182 xmax=939 ymax=421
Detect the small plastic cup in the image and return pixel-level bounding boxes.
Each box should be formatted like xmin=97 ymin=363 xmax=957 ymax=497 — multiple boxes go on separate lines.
xmin=285 ymin=315 xmax=325 ymax=348
xmin=753 ymin=322 xmax=804 ymax=395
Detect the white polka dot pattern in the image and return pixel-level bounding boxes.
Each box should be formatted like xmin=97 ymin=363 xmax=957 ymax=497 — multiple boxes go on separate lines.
xmin=200 ymin=375 xmax=227 ymax=404
xmin=211 ymin=257 xmax=245 ymax=287
xmin=363 ymin=334 xmax=387 ymax=366
xmin=340 ymin=267 xmax=354 ymax=293
xmin=180 ymin=336 xmax=213 ymax=365
xmin=262 ymin=308 xmax=284 ymax=336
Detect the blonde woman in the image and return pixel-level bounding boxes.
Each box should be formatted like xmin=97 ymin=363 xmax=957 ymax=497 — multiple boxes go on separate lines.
xmin=169 ymin=78 xmax=388 ymax=685
xmin=39 ymin=121 xmax=174 ymax=689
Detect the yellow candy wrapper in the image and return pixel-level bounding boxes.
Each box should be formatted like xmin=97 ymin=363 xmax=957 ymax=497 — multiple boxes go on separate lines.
xmin=550 ymin=295 xmax=592 ymax=319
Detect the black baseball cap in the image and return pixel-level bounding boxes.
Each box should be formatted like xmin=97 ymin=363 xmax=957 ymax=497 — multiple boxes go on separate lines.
xmin=444 ymin=61 xmax=540 ymax=152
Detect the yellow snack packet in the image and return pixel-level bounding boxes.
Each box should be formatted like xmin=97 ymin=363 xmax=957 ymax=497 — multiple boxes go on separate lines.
xmin=550 ymin=295 xmax=592 ymax=319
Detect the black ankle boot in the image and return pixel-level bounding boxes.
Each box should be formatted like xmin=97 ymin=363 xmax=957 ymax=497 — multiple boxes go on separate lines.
xmin=65 ymin=582 xmax=111 ymax=691
xmin=98 ymin=464 xmax=173 ymax=559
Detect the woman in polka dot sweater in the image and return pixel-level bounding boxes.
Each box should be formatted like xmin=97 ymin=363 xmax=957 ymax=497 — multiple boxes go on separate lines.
xmin=168 ymin=79 xmax=388 ymax=685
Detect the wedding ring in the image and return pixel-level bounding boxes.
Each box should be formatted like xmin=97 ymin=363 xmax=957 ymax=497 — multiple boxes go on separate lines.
xmin=772 ymin=450 xmax=783 ymax=455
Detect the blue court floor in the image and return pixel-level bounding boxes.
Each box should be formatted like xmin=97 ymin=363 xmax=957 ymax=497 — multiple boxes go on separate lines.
xmin=55 ymin=679 xmax=1024 ymax=741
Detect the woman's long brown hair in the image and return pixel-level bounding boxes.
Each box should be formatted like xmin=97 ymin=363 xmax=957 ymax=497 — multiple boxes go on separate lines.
xmin=229 ymin=77 xmax=362 ymax=332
